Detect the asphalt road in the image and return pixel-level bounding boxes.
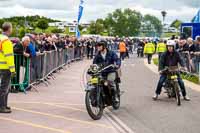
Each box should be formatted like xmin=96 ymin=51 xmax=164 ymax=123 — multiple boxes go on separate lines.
xmin=110 ymin=54 xmax=200 ymax=133
xmin=0 ymin=60 xmax=118 ymax=133
xmin=1 ymin=54 xmax=200 ymax=133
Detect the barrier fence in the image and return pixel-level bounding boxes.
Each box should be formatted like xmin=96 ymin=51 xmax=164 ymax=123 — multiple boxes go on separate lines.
xmin=11 ymin=47 xmax=85 ymax=93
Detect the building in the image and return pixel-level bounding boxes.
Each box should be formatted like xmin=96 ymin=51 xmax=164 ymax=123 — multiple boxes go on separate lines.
xmin=49 ymin=21 xmax=90 ymax=33
xmin=163 ymin=24 xmax=178 ymax=33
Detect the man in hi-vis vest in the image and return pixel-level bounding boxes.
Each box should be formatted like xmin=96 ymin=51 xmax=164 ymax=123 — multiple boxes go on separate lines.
xmin=0 ymin=22 xmax=15 ymax=113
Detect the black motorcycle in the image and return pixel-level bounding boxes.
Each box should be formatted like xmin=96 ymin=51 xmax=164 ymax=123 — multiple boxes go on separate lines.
xmin=162 ymin=66 xmax=182 ymax=106
xmin=85 ymin=64 xmax=121 ymax=120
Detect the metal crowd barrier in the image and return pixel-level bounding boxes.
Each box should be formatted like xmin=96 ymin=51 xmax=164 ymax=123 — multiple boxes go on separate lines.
xmin=192 ymin=55 xmax=200 ymax=82
xmin=11 ymin=47 xmax=85 ymax=93
xmin=178 ymin=54 xmax=200 ymax=84
xmin=11 ymin=54 xmax=30 ymax=92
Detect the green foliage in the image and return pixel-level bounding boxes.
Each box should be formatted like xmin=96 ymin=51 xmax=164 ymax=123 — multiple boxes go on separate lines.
xmin=161 ymin=32 xmax=179 ymax=38
xmin=87 ymin=8 xmax=161 ymax=37
xmin=78 ymin=25 xmax=84 ymax=32
xmin=88 ymin=20 xmax=104 ymax=35
xmin=142 ymin=14 xmax=163 ymax=37
xmin=51 ymin=27 xmax=63 ymax=33
xmin=64 ymin=27 xmax=75 ymax=36
xmin=0 ymin=19 xmax=4 ymax=28
xmin=104 ymin=8 xmax=142 ymax=37
xmin=0 ymin=15 xmax=58 ymax=28
xmin=170 ymin=19 xmax=182 ymax=29
xmin=36 ymin=19 xmax=49 ymax=31
xmin=0 ymin=15 xmax=59 ymax=36
xmin=19 ymin=27 xmax=26 ymax=38
xmin=153 ymin=58 xmax=159 ymax=65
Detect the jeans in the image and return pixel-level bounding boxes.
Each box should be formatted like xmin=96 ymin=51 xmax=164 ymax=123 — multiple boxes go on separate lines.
xmin=194 ymin=57 xmax=200 ymax=73
xmin=155 ymin=74 xmax=187 ymax=97
xmin=107 ymin=72 xmax=116 ymax=89
xmin=0 ymin=70 xmax=11 ymax=108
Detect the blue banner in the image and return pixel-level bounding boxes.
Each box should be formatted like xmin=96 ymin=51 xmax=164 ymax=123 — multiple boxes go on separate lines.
xmin=193 ymin=9 xmax=200 ymax=23
xmin=76 ymin=0 xmax=84 ymax=38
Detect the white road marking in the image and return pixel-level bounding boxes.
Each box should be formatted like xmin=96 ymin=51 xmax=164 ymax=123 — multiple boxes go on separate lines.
xmin=105 ymin=109 xmax=135 ymax=133
xmin=83 ymin=66 xmax=135 ymax=133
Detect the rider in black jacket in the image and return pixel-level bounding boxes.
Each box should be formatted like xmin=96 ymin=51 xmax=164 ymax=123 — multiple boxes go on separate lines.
xmin=93 ymin=41 xmax=121 ymax=102
xmin=153 ymin=40 xmax=190 ymax=101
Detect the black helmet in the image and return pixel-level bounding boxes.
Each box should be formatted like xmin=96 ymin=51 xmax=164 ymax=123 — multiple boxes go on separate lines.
xmin=97 ymin=40 xmax=107 ymax=48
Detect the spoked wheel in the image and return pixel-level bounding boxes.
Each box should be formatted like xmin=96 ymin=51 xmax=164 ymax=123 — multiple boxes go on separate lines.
xmin=112 ymin=84 xmax=121 ymax=110
xmin=174 ymin=83 xmax=181 ymax=106
xmin=112 ymin=95 xmax=120 ymax=110
xmin=85 ymin=91 xmax=103 ymax=120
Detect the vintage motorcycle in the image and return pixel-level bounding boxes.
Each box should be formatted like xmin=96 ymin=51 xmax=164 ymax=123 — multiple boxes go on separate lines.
xmin=162 ymin=66 xmax=183 ymax=106
xmin=85 ymin=64 xmax=121 ymax=120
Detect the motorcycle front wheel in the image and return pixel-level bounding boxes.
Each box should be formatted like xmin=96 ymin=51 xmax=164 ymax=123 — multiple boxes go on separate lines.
xmin=85 ymin=91 xmax=104 ymax=120
xmin=174 ymin=83 xmax=181 ymax=106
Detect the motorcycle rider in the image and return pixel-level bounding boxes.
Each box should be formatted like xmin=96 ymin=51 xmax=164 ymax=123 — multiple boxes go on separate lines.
xmin=93 ymin=41 xmax=121 ymax=102
xmin=153 ymin=40 xmax=190 ymax=101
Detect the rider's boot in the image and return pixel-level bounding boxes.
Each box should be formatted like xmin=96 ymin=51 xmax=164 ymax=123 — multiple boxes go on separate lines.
xmin=183 ymin=96 xmax=190 ymax=101
xmin=152 ymin=94 xmax=159 ymax=100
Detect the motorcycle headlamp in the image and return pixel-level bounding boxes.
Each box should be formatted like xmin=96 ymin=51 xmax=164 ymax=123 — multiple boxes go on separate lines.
xmin=90 ymin=64 xmax=99 ymax=73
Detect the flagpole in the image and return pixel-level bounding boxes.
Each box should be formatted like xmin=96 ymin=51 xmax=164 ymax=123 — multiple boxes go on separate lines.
xmin=76 ymin=0 xmax=84 ymax=38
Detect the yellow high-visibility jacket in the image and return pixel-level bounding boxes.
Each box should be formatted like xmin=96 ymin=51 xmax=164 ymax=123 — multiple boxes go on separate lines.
xmin=0 ymin=34 xmax=15 ymax=73
xmin=144 ymin=43 xmax=155 ymax=54
xmin=156 ymin=43 xmax=167 ymax=53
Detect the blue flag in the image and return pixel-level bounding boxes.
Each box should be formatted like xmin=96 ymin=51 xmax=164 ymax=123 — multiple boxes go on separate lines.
xmin=193 ymin=9 xmax=200 ymax=23
xmin=76 ymin=0 xmax=84 ymax=38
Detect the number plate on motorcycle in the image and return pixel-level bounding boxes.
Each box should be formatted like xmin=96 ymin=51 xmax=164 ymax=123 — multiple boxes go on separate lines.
xmin=170 ymin=75 xmax=177 ymax=79
xmin=90 ymin=78 xmax=98 ymax=84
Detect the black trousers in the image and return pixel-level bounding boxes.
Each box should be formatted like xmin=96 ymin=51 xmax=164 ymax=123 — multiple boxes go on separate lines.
xmin=147 ymin=54 xmax=153 ymax=64
xmin=87 ymin=48 xmax=93 ymax=59
xmin=120 ymin=52 xmax=126 ymax=60
xmin=0 ymin=70 xmax=11 ymax=108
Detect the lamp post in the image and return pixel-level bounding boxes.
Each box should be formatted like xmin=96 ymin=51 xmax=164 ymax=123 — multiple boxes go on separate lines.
xmin=161 ymin=11 xmax=167 ymax=36
xmin=161 ymin=11 xmax=167 ymax=25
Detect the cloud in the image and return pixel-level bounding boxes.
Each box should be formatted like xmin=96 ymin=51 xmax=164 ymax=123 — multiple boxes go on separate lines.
xmin=0 ymin=0 xmax=199 ymax=23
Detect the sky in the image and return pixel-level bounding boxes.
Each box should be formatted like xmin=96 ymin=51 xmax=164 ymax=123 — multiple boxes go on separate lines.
xmin=0 ymin=0 xmax=199 ymax=23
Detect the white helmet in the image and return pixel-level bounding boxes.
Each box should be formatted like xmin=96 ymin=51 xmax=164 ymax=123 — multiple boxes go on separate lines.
xmin=167 ymin=40 xmax=176 ymax=47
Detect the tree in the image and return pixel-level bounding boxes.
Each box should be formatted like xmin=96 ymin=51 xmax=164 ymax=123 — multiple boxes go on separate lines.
xmin=88 ymin=20 xmax=104 ymax=35
xmin=51 ymin=28 xmax=63 ymax=33
xmin=78 ymin=25 xmax=84 ymax=32
xmin=36 ymin=19 xmax=49 ymax=32
xmin=104 ymin=8 xmax=142 ymax=37
xmin=170 ymin=19 xmax=182 ymax=29
xmin=142 ymin=14 xmax=162 ymax=37
xmin=0 ymin=19 xmax=4 ymax=28
xmin=19 ymin=28 xmax=26 ymax=38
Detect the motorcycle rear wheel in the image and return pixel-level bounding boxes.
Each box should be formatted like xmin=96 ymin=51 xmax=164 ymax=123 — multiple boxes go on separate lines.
xmin=112 ymin=85 xmax=121 ymax=110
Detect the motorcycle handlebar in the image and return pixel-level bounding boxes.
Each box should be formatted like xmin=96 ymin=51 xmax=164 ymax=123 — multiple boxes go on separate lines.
xmin=99 ymin=64 xmax=118 ymax=73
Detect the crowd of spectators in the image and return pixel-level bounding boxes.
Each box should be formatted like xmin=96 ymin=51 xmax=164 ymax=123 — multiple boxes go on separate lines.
xmin=136 ymin=35 xmax=200 ymax=74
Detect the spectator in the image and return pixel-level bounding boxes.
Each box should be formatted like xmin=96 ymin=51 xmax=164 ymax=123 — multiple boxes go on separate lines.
xmin=187 ymin=38 xmax=195 ymax=72
xmin=26 ymin=35 xmax=37 ymax=57
xmin=193 ymin=36 xmax=200 ymax=73
xmin=178 ymin=37 xmax=190 ymax=71
xmin=119 ymin=39 xmax=127 ymax=60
